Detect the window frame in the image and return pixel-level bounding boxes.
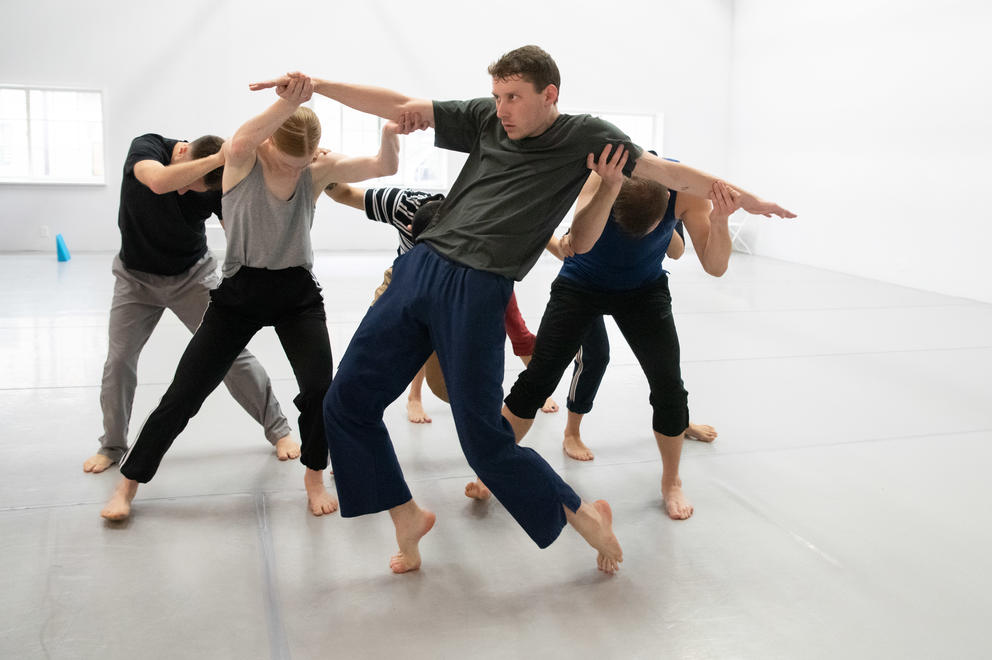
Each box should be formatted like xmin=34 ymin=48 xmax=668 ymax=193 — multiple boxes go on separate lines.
xmin=0 ymin=84 xmax=107 ymax=186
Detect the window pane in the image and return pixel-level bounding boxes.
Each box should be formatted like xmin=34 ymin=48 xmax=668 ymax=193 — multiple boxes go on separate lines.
xmin=598 ymin=113 xmax=656 ymax=151
xmin=404 ymin=130 xmax=446 ymax=189
xmin=0 ymin=88 xmax=27 ymax=120
xmin=2 ymin=87 xmax=105 ymax=182
xmin=0 ymin=118 xmax=29 ymax=176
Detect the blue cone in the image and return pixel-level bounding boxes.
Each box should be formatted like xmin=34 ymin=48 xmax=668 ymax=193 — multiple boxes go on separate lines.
xmin=56 ymin=233 xmax=71 ymax=262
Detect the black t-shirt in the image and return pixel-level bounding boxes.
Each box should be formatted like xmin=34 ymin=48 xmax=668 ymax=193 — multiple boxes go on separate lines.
xmin=117 ymin=134 xmax=221 ymax=275
xmin=421 ymin=98 xmax=641 ymax=281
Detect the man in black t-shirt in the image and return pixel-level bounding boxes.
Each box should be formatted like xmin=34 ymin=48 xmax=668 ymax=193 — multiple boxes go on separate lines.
xmin=84 ymin=134 xmax=297 ymax=474
xmin=252 ymin=46 xmax=794 ymax=576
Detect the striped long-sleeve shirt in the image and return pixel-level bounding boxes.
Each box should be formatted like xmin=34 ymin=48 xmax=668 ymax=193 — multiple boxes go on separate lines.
xmin=363 ymin=187 xmax=441 ymax=256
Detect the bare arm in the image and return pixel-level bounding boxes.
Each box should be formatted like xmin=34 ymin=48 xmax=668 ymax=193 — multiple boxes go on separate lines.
xmin=310 ymin=121 xmax=401 ymax=199
xmin=666 ymin=227 xmax=685 ymax=259
xmin=323 ymin=182 xmax=366 ymax=210
xmin=633 ymin=152 xmax=795 ymax=219
xmin=224 ymin=76 xmax=314 ymax=191
xmin=569 ymin=145 xmax=629 ymax=253
xmin=133 ymin=150 xmax=224 ymax=195
xmin=250 ymin=73 xmax=435 ymax=127
xmin=677 ymin=182 xmax=740 ymax=277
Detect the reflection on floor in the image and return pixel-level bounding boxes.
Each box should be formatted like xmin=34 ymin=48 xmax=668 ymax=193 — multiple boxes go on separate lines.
xmin=2 ymin=251 xmax=990 ymax=659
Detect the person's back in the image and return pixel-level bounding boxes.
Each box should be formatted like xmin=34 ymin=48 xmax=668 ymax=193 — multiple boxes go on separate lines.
xmin=117 ymin=133 xmax=220 ymax=276
xmin=559 ymin=190 xmax=679 ymax=292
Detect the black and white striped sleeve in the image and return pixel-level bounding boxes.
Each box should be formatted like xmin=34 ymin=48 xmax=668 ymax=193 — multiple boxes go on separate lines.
xmin=364 ymin=187 xmax=434 ymax=255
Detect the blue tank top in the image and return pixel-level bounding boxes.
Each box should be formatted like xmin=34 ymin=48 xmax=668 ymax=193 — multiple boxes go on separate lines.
xmin=558 ymin=188 xmax=679 ymax=291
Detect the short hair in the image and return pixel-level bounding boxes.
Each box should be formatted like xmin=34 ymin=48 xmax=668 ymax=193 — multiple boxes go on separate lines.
xmin=411 ymin=196 xmax=445 ymax=239
xmin=189 ymin=134 xmax=224 ymax=191
xmin=613 ymin=177 xmax=671 ymax=238
xmin=272 ymin=106 xmax=321 ymax=158
xmin=487 ymin=45 xmax=560 ymax=94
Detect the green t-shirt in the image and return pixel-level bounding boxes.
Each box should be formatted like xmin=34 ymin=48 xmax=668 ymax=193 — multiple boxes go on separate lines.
xmin=420 ymin=98 xmax=642 ymax=281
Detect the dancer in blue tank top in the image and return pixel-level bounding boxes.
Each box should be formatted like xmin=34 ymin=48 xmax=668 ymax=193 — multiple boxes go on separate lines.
xmin=503 ymin=167 xmax=741 ymax=520
xmin=545 ymin=214 xmax=718 ymax=464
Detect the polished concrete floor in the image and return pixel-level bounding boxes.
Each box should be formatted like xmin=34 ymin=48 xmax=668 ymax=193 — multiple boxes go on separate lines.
xmin=1 ymin=250 xmax=990 ymax=660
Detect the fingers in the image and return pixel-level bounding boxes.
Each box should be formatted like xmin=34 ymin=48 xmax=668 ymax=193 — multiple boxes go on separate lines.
xmin=710 ymin=181 xmax=743 ymax=216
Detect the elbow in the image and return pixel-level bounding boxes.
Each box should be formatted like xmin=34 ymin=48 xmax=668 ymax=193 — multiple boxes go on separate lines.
xmin=380 ymin=160 xmax=399 ymax=177
xmin=703 ymin=263 xmax=728 ymax=277
xmin=146 ymin=180 xmax=169 ymax=195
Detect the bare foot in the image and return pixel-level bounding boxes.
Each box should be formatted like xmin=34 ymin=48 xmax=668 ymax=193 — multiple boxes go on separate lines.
xmin=304 ymin=469 xmax=339 ymax=516
xmin=464 ymin=479 xmax=491 ymax=501
xmin=388 ymin=501 xmax=437 ymax=574
xmin=275 ymin=435 xmax=301 ymax=460
xmin=565 ymin=500 xmax=623 ymax=574
xmin=685 ymin=423 xmax=717 ymax=443
xmin=100 ymin=478 xmax=138 ymax=521
xmin=541 ymin=397 xmax=559 ymax=413
xmin=406 ymin=398 xmax=432 ymax=424
xmin=83 ymin=454 xmax=114 ymax=473
xmin=662 ymin=476 xmax=694 ymax=520
xmin=563 ymin=431 xmax=594 ymax=461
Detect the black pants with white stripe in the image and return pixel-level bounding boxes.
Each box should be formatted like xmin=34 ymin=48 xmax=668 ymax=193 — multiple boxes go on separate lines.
xmin=505 ymin=273 xmax=689 ymax=437
xmin=121 ymin=266 xmax=332 ymax=482
xmin=566 ymin=316 xmax=610 ymax=415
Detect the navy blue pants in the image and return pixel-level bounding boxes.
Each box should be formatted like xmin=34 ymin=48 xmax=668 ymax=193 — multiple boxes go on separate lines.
xmin=323 ymin=244 xmax=582 ymax=549
xmin=505 ymin=274 xmax=689 ymax=436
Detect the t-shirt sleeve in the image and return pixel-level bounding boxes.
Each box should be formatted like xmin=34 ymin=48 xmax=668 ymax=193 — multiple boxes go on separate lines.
xmin=365 ymin=187 xmax=402 ymax=224
xmin=432 ymin=98 xmax=495 ymax=153
xmin=123 ymin=134 xmax=169 ymax=177
xmin=211 ymin=192 xmax=223 ymax=221
xmin=581 ymin=117 xmax=644 ymax=178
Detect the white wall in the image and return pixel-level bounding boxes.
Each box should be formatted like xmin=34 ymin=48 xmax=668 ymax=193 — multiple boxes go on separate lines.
xmin=0 ymin=0 xmax=734 ymax=254
xmin=730 ymin=0 xmax=992 ymax=303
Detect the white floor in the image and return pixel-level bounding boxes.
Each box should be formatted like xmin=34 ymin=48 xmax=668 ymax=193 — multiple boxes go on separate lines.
xmin=1 ymin=250 xmax=990 ymax=660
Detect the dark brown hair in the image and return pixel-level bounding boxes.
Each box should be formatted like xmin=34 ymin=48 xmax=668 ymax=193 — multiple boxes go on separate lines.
xmin=189 ymin=134 xmax=224 ymax=191
xmin=487 ymin=45 xmax=560 ymax=94
xmin=613 ymin=178 xmax=671 ymax=238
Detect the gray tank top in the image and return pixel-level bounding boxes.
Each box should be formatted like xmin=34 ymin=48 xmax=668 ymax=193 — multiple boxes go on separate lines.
xmin=221 ymin=158 xmax=315 ymax=278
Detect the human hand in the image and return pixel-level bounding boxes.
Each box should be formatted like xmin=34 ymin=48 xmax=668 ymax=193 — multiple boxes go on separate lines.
xmin=736 ymin=189 xmax=796 ymax=218
xmin=396 ymin=111 xmax=430 ymax=134
xmin=248 ymin=73 xmax=291 ymax=92
xmin=559 ymin=233 xmax=576 ymax=258
xmin=277 ymin=73 xmax=313 ymax=104
xmin=586 ymin=144 xmax=628 ymax=191
xmin=708 ymin=181 xmax=741 ymax=221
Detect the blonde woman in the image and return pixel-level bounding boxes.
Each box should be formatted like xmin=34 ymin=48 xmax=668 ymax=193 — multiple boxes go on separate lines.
xmin=102 ymin=74 xmax=401 ymax=521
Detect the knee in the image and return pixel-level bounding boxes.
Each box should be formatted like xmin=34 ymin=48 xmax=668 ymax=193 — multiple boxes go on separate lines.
xmin=582 ymin=351 xmax=609 ymax=374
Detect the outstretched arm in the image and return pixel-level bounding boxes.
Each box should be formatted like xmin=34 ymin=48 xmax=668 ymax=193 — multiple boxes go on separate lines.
xmin=632 ymin=151 xmax=795 ymax=219
xmin=310 ymin=121 xmax=401 ymax=199
xmin=323 ymin=181 xmax=366 ymax=210
xmin=568 ymin=145 xmax=629 ymax=254
xmin=133 ymin=149 xmax=224 ymax=195
xmin=678 ymin=181 xmax=740 ymax=277
xmin=224 ymin=75 xmax=313 ymax=190
xmin=251 ymin=73 xmax=435 ymax=128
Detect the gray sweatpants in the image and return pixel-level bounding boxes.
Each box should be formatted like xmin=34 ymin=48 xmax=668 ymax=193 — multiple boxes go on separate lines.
xmin=96 ymin=254 xmax=291 ymax=461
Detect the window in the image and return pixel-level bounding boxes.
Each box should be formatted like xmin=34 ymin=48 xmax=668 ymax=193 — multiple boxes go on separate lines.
xmin=0 ymin=86 xmax=105 ymax=184
xmin=310 ymin=97 xmax=447 ymax=190
xmin=562 ymin=109 xmax=664 ymax=156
